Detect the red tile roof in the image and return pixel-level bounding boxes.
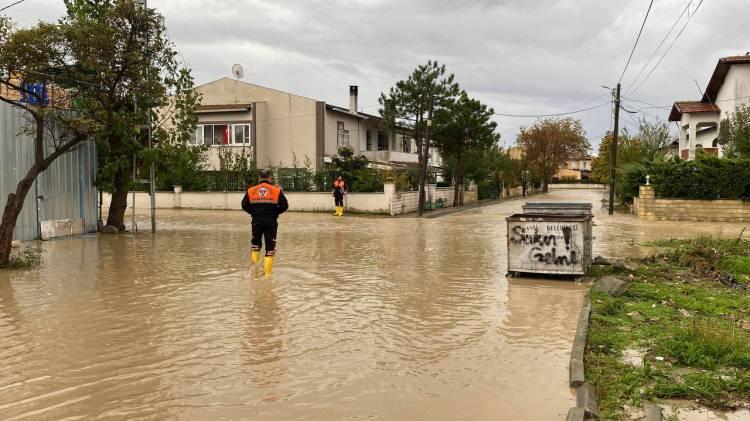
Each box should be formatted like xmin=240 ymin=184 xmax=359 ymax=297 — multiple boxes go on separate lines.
xmin=702 ymin=55 xmax=750 ymax=103
xmin=668 ymin=101 xmax=720 ymax=121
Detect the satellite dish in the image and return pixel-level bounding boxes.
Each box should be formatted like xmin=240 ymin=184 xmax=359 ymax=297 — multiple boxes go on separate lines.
xmin=232 ymin=64 xmax=244 ymax=80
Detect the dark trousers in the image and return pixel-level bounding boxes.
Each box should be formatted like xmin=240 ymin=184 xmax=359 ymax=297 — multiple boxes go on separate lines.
xmin=334 ymin=190 xmax=344 ymax=207
xmin=251 ymin=219 xmax=278 ymax=256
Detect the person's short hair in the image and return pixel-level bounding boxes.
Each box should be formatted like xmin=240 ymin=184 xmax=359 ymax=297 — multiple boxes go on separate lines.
xmin=259 ymin=169 xmax=272 ymax=180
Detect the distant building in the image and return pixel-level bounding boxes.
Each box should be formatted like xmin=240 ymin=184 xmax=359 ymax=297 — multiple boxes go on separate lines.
xmin=554 ymin=155 xmax=594 ymax=180
xmin=508 ymin=146 xmax=525 ymax=160
xmin=669 ymin=55 xmax=750 ymax=160
xmin=191 ymin=79 xmax=440 ymax=171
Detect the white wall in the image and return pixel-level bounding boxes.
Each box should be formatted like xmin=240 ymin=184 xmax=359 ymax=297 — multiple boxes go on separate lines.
xmin=717 ymin=64 xmax=750 ymax=116
xmin=548 ymin=184 xmax=607 ymax=190
xmin=100 ymin=184 xmax=478 ymax=216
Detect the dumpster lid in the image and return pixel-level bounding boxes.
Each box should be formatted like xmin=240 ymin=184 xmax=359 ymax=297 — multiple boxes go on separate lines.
xmin=506 ymin=213 xmax=591 ymax=222
xmin=522 ymin=202 xmax=592 ymax=209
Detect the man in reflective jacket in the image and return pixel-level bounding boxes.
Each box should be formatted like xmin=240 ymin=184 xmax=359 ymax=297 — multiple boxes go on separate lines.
xmin=241 ymin=169 xmax=289 ymax=276
xmin=332 ymin=176 xmax=346 ymax=216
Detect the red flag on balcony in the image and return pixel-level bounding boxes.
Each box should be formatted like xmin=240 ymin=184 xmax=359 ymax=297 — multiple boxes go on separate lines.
xmin=223 ymin=125 xmax=230 ymax=144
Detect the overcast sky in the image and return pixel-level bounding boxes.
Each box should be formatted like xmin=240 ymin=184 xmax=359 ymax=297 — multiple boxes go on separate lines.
xmin=5 ymin=0 xmax=749 ymax=152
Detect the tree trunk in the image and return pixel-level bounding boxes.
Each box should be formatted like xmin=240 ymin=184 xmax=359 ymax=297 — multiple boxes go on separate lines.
xmin=542 ymin=179 xmax=549 ymax=193
xmin=453 ymin=151 xmax=461 ymax=207
xmin=0 ymin=174 xmax=37 ymax=267
xmin=418 ymin=100 xmax=434 ymax=217
xmin=106 ymin=166 xmax=130 ymax=231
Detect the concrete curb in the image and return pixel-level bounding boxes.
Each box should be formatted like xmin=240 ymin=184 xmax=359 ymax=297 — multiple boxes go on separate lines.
xmin=576 ymin=383 xmax=600 ymax=419
xmin=644 ymin=403 xmax=663 ymax=421
xmin=566 ymin=407 xmax=586 ymax=421
xmin=570 ymin=292 xmax=591 ymax=387
xmin=566 ymin=291 xmax=599 ymax=419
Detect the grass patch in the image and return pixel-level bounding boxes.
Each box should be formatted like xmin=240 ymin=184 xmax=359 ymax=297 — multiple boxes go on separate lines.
xmin=2 ymin=246 xmax=43 ymax=269
xmin=585 ymin=238 xmax=750 ymax=420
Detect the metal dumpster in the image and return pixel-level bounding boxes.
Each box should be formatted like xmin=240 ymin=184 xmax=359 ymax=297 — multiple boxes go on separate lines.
xmin=507 ymin=203 xmax=593 ymax=276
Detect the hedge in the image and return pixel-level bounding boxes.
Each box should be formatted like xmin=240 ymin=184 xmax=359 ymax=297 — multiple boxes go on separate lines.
xmin=620 ymin=155 xmax=750 ymax=203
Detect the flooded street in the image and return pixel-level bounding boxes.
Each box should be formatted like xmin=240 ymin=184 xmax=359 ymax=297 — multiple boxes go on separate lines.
xmin=1 ymin=190 xmax=747 ymax=420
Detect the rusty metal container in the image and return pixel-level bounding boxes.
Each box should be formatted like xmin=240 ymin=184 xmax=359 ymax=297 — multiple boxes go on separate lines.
xmin=507 ymin=204 xmax=593 ymax=276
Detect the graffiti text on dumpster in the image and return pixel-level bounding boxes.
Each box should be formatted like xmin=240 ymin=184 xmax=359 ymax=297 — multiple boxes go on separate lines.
xmin=510 ymin=223 xmax=581 ymax=267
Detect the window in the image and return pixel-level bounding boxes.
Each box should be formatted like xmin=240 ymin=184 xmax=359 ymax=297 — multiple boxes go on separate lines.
xmin=191 ymin=124 xmax=251 ymax=146
xmin=401 ymin=135 xmax=411 ymax=153
xmin=233 ymin=124 xmax=251 ymax=145
xmin=377 ymin=131 xmax=388 ymax=151
xmin=366 ymin=130 xmax=372 ymax=151
xmin=337 ymin=121 xmax=349 ymax=147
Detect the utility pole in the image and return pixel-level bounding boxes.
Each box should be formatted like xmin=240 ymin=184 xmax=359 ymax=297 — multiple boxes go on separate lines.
xmin=418 ymin=95 xmax=434 ymax=217
xmin=137 ymin=0 xmax=157 ymax=233
xmin=608 ymin=83 xmax=621 ymax=215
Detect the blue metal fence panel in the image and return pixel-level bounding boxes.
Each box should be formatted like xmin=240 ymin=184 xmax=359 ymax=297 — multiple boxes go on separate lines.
xmin=0 ymin=101 xmax=98 ymax=240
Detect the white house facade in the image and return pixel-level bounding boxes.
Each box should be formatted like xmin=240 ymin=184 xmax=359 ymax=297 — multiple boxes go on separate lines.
xmin=669 ymin=55 xmax=750 ymax=159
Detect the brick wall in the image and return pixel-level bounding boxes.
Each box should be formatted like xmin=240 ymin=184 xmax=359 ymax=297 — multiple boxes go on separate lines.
xmin=635 ymin=185 xmax=750 ymax=222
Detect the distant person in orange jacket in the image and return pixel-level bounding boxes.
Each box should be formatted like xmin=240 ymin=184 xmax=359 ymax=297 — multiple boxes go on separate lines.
xmin=332 ymin=176 xmax=347 ymax=216
xmin=241 ymin=169 xmax=289 ymax=276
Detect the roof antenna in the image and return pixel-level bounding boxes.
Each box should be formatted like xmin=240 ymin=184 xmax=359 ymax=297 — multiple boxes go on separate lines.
xmin=693 ymin=79 xmax=705 ymax=97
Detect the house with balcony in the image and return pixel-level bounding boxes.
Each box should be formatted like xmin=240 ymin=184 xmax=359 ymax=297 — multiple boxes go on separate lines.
xmin=190 ymin=79 xmax=435 ymax=171
xmin=669 ymin=54 xmax=750 ymax=160
xmin=554 ymin=155 xmax=594 ymax=180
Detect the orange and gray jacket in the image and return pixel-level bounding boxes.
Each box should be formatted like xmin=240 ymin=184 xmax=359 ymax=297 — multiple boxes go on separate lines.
xmin=241 ymin=181 xmax=289 ymax=219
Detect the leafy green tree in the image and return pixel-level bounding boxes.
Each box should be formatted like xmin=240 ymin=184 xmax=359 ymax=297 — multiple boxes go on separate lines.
xmin=62 ymin=0 xmax=199 ymax=230
xmin=592 ymin=129 xmax=644 ymax=184
xmin=379 ymin=61 xmax=460 ymax=215
xmin=720 ymin=104 xmax=750 ymax=158
xmin=637 ymin=116 xmax=671 ymax=161
xmin=154 ymin=142 xmax=208 ymax=191
xmin=517 ymin=118 xmax=589 ymax=192
xmin=433 ymin=91 xmax=499 ymax=205
xmin=0 ymin=16 xmax=99 ymax=267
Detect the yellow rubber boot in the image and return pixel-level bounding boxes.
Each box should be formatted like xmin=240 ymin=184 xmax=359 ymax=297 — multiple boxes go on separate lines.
xmin=334 ymin=206 xmax=340 ymax=216
xmin=263 ymin=256 xmax=274 ymax=276
xmin=339 ymin=207 xmax=345 ymax=216
xmin=251 ymin=250 xmax=260 ymax=264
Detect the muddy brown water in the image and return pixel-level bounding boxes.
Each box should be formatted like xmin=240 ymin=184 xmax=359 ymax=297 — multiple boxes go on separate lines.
xmin=1 ymin=190 xmax=747 ymax=420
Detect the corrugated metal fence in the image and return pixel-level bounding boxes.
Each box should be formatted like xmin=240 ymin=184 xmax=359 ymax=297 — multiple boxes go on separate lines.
xmin=0 ymin=101 xmax=98 ymax=240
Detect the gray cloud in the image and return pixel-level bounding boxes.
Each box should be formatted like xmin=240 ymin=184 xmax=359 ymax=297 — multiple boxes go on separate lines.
xmin=6 ymin=0 xmax=748 ymax=150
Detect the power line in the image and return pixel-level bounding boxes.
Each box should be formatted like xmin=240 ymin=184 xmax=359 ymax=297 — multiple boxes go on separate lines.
xmin=622 ymin=97 xmax=672 ymax=110
xmin=629 ymin=0 xmax=705 ymax=96
xmin=562 ymin=91 xmax=611 ymax=113
xmin=493 ymin=101 xmax=611 ymax=118
xmin=0 ymin=0 xmax=27 ymax=12
xmin=626 ymin=0 xmax=693 ymax=94
xmin=618 ymin=0 xmax=655 ymax=84
xmin=622 ymin=94 xmax=750 ymax=111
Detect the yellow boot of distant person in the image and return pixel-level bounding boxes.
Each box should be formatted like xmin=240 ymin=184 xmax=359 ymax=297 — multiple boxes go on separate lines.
xmin=263 ymin=256 xmax=274 ymax=276
xmin=334 ymin=206 xmax=340 ymax=216
xmin=251 ymin=250 xmax=260 ymax=264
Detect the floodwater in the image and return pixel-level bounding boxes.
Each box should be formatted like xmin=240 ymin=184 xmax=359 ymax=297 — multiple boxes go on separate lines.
xmin=0 ymin=190 xmax=747 ymax=420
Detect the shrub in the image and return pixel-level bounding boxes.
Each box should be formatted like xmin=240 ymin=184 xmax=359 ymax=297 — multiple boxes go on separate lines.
xmin=623 ymin=156 xmax=750 ymax=202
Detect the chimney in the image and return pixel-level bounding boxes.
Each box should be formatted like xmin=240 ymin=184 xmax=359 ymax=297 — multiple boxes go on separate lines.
xmin=349 ymin=85 xmax=358 ymax=114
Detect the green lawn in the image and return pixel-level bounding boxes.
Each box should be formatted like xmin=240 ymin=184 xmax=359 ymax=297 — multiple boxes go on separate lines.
xmin=586 ymin=238 xmax=750 ymax=420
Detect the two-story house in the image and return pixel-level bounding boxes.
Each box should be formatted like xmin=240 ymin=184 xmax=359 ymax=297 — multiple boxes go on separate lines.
xmin=554 ymin=155 xmax=594 ymax=180
xmin=190 ymin=79 xmax=440 ymax=171
xmin=668 ymin=54 xmax=750 ymax=160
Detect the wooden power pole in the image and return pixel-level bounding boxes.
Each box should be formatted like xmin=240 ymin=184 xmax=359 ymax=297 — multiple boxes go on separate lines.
xmin=608 ymin=83 xmax=621 ymax=216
